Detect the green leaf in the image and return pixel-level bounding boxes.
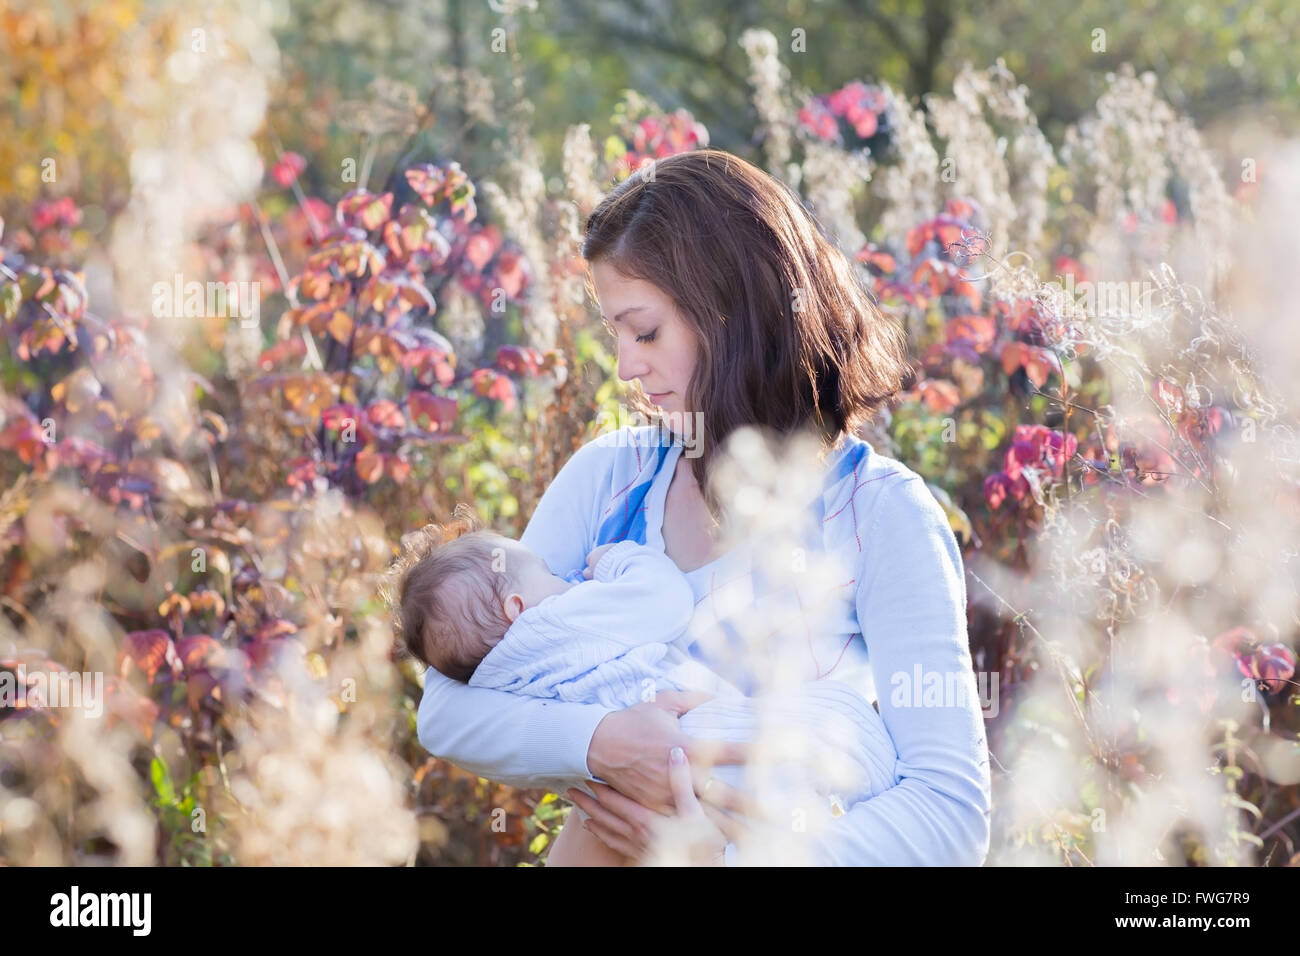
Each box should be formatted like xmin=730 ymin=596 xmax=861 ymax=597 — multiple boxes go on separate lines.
xmin=529 ymin=832 xmax=549 ymax=856
xmin=0 ymin=281 xmax=21 ymax=321
xmin=603 ymin=135 xmax=627 ymax=165
xmin=150 ymin=756 xmax=176 ymax=806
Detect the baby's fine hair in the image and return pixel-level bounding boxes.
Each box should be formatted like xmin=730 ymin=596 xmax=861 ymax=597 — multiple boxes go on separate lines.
xmin=386 ymin=505 xmax=516 ymax=682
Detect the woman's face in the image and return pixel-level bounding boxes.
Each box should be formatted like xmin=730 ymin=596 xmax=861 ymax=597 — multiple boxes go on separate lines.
xmin=590 ymin=259 xmax=699 ymax=416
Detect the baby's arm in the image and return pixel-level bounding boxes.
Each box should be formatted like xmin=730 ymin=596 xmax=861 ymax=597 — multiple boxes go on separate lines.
xmin=536 ymin=541 xmax=696 ymax=648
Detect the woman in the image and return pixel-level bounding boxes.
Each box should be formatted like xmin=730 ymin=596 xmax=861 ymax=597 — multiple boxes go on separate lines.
xmin=416 ymin=148 xmax=992 ymax=865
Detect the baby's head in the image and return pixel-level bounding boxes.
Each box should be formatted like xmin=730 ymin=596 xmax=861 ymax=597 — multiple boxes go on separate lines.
xmin=396 ymin=518 xmax=572 ymax=682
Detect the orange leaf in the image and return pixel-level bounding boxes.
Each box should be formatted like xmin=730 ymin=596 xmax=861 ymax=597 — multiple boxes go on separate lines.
xmin=327 ymin=309 xmax=353 ymax=344
xmin=122 ymin=629 xmax=178 ymax=684
xmin=355 ymin=446 xmax=384 ymax=483
xmin=387 ymin=454 xmax=412 ymax=484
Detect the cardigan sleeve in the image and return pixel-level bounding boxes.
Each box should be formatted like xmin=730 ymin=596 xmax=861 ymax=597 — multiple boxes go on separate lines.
xmin=415 ymin=435 xmax=618 ymax=789
xmin=530 ymin=541 xmax=695 ymax=646
xmin=800 ymin=472 xmax=991 ymax=865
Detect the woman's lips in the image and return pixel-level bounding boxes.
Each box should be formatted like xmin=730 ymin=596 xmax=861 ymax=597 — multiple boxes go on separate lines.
xmin=647 ymin=391 xmax=671 ymax=401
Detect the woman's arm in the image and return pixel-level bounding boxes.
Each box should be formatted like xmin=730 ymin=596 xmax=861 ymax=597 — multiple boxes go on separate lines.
xmin=797 ymin=473 xmax=992 ymax=866
xmin=415 ymin=435 xmax=616 ymax=788
xmin=418 ymin=669 xmax=614 ymax=788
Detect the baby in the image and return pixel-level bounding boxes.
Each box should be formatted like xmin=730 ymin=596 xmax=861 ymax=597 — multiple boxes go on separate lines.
xmin=396 ymin=519 xmax=899 ymax=865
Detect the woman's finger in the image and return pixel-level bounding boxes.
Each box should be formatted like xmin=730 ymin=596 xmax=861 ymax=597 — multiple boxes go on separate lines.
xmin=651 ymin=690 xmax=715 ymax=715
xmin=684 ymin=737 xmax=752 ymax=770
xmin=667 ymin=746 xmax=703 ymax=816
xmin=586 ymin=781 xmax=660 ymax=832
xmin=583 ymin=819 xmax=639 ymax=860
xmin=565 ymin=788 xmax=636 ymax=841
xmin=698 ymin=776 xmax=764 ymax=820
xmin=700 ymin=803 xmax=750 ymax=845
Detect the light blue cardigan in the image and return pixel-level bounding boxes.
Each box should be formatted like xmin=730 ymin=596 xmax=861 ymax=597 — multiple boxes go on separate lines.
xmin=416 ymin=424 xmax=992 ymax=865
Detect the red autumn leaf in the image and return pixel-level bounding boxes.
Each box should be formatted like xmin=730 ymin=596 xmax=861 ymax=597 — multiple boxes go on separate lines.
xmin=494 ymin=248 xmax=529 ymax=299
xmin=258 ymin=337 xmax=307 ymax=370
xmin=1238 ymin=643 xmax=1296 ymax=694
xmin=322 ymin=403 xmax=362 ymax=433
xmin=1000 ymin=341 xmax=1060 ymax=388
xmin=401 ymin=347 xmax=456 ymax=387
xmin=463 ymin=225 xmax=502 ymax=271
xmin=355 ymin=446 xmax=385 ymax=483
xmin=56 ymin=436 xmax=110 ymax=474
xmin=335 ymin=190 xmax=394 ymax=232
xmin=405 ymin=163 xmax=447 ymax=206
xmin=31 ymin=197 xmax=83 ymax=231
xmin=186 ymin=670 xmax=223 ymax=711
xmin=1053 ymin=256 xmax=1086 ymax=282
xmin=917 ymin=378 xmax=961 ymax=414
xmin=945 ymin=314 xmax=997 ymax=354
xmin=1007 ymin=424 xmax=1078 ymax=480
xmin=797 ymin=101 xmax=838 ymax=141
xmin=934 ymin=221 xmax=966 ymax=251
xmin=387 ymin=454 xmax=412 ymax=484
xmin=121 ymin=629 xmax=179 ymax=684
xmin=329 ymin=240 xmax=386 ymax=280
xmin=911 ymin=258 xmax=981 ymax=309
xmin=944 ymin=198 xmax=976 ymax=221
xmin=177 ymin=635 xmax=227 ymax=675
xmin=296 ymin=266 xmax=337 ymax=302
xmin=984 ymin=473 xmax=1011 ymax=510
xmin=366 ymin=399 xmax=406 ymax=429
xmin=284 ymin=196 xmax=332 ymax=243
xmin=0 ymin=416 xmax=50 ymax=466
xmin=855 ymin=245 xmax=897 ymax=275
xmin=850 ymin=109 xmax=877 ymax=138
xmin=245 ymin=636 xmax=305 ymax=672
xmin=1003 ymin=439 xmax=1039 ymax=480
xmin=407 ymin=391 xmax=459 ymax=432
xmin=471 ymin=368 xmax=517 ymax=412
xmin=285 ymin=456 xmax=320 ymax=490
xmin=496 ymin=345 xmax=543 ymax=376
xmin=271 ymin=151 xmax=306 ymax=187
xmin=381 ymin=205 xmax=450 ymax=268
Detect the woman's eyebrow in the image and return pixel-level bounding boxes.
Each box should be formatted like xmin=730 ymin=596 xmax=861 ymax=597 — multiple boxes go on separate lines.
xmin=604 ymin=306 xmax=647 ymax=323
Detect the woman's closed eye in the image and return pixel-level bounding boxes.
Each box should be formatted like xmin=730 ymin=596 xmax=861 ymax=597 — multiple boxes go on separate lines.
xmin=635 ymin=330 xmax=657 ymax=344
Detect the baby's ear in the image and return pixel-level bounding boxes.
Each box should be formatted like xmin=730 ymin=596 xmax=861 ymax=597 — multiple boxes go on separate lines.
xmin=501 ymin=591 xmax=527 ymax=624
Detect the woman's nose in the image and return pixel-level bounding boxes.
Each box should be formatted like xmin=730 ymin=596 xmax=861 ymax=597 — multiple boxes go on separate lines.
xmin=616 ymin=341 xmax=648 ymax=383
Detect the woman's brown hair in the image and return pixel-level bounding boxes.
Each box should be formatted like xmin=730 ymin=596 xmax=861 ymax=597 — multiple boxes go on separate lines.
xmin=582 ymin=148 xmax=916 ymax=517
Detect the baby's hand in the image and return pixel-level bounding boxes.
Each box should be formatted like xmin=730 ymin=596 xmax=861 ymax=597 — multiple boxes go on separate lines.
xmin=583 ymin=543 xmax=619 ymax=579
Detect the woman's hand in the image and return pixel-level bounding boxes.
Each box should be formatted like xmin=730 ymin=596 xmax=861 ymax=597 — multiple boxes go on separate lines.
xmin=571 ymin=747 xmax=749 ymax=865
xmin=584 ymin=690 xmax=749 ymax=813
